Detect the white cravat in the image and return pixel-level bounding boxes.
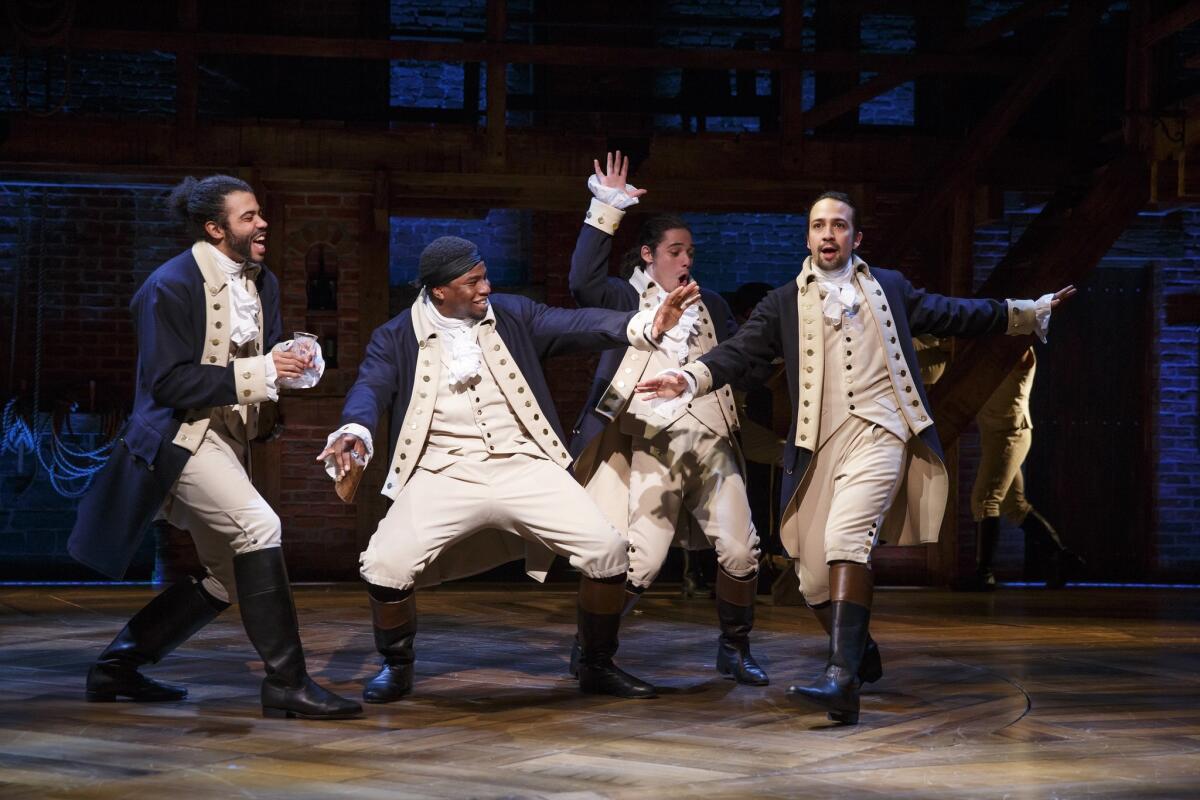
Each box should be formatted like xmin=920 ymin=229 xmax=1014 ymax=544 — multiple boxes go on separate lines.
xmin=628 ymin=267 xmax=700 ymax=367
xmin=421 ymin=290 xmax=484 ymax=386
xmin=814 ymin=259 xmax=862 ymax=325
xmin=204 ymin=242 xmax=259 ymax=346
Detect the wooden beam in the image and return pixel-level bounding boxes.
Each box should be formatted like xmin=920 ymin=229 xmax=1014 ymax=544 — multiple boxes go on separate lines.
xmin=174 ymin=0 xmax=198 ymax=156
xmin=929 ymin=149 xmax=1150 ymax=446
xmin=877 ymin=2 xmax=1099 ymax=265
xmin=801 ymin=72 xmax=914 ymax=130
xmin=951 ymin=0 xmax=1067 ymax=52
xmin=779 ymin=0 xmax=805 ymax=174
xmin=1139 ymin=0 xmax=1200 ymax=49
xmin=61 ymin=28 xmax=1024 ymax=74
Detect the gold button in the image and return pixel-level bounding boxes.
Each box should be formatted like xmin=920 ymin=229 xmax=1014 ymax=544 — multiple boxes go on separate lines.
xmin=493 ymin=345 xmax=501 ymax=351
xmin=208 ymin=356 xmax=217 ymax=363
xmin=243 ymin=390 xmax=251 ymax=397
xmin=405 ymin=438 xmax=411 ymax=445
xmin=500 ymin=358 xmax=507 ymax=365
xmin=243 ymin=372 xmax=251 ymax=379
xmin=542 ymin=428 xmax=549 ymax=434
xmin=215 ymin=322 xmax=222 ymax=329
xmin=419 ymin=341 xmax=427 ymax=349
xmin=518 ymin=387 xmax=525 ymax=393
xmin=400 ymin=453 xmax=407 ymax=460
xmin=213 ymin=303 xmax=221 ymax=310
xmin=806 ymin=349 xmax=813 ymax=356
xmin=211 ymin=338 xmax=220 ymax=346
xmin=800 ymin=434 xmax=807 ymax=441
xmin=509 ymin=373 xmax=516 ymax=379
xmin=423 ymin=376 xmax=430 ymax=382
xmin=394 ymin=466 xmax=400 ymax=473
xmin=533 ymin=414 xmax=540 ymax=420
xmin=525 ymin=401 xmax=532 ymax=407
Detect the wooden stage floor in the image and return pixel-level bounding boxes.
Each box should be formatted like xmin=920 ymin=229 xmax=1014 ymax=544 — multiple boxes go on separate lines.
xmin=1 ymin=584 xmax=1198 ymax=799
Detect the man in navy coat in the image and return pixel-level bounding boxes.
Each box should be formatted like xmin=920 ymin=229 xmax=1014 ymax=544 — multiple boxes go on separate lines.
xmin=637 ymin=191 xmax=1074 ymax=724
xmin=68 ymin=175 xmax=360 ymax=720
xmin=319 ymin=227 xmax=699 ymax=703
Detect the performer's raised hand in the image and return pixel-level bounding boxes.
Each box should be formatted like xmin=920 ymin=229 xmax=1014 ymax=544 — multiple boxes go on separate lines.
xmin=651 ymin=281 xmax=702 ymax=340
xmin=636 ymin=371 xmax=691 ymax=400
xmin=316 ymin=433 xmax=368 ymax=480
xmin=1049 ymin=285 xmax=1076 ymax=308
xmin=594 ymin=150 xmax=647 ymax=199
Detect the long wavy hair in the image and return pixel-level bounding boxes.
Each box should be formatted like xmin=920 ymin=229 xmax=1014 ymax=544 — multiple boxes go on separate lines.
xmin=619 ymin=213 xmax=691 ymax=279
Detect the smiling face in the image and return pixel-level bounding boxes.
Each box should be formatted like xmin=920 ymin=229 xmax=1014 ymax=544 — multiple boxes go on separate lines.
xmin=431 ymin=262 xmax=491 ymax=320
xmin=206 ymin=190 xmax=268 ymax=263
xmin=807 ymin=197 xmax=862 ymax=271
xmin=643 ymin=227 xmax=695 ymax=292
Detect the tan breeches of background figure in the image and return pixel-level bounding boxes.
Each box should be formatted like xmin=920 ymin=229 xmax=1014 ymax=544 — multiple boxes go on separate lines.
xmin=621 ymin=423 xmax=760 ymax=590
xmin=784 ymin=417 xmax=906 ymax=606
xmin=164 ymin=409 xmax=282 ymax=604
xmin=360 ymin=454 xmax=628 ymax=590
xmin=970 ymin=427 xmax=1033 ymax=523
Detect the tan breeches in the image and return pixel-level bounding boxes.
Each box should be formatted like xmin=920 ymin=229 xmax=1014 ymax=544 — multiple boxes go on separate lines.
xmin=360 ymin=454 xmax=628 ymax=590
xmin=164 ymin=410 xmax=282 ymax=604
xmin=783 ymin=417 xmax=906 ymax=606
xmin=617 ymin=422 xmax=759 ymax=590
xmin=970 ymin=427 xmax=1033 ymax=523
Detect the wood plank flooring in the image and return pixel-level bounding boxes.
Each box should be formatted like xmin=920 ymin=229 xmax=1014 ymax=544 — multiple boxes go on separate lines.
xmin=1 ymin=584 xmax=1197 ymax=799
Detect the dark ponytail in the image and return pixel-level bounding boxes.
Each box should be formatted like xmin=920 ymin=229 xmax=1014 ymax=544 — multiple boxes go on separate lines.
xmin=619 ymin=213 xmax=690 ymax=279
xmin=167 ymin=174 xmax=254 ymax=241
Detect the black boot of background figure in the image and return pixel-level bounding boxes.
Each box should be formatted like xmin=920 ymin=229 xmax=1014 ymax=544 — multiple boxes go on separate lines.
xmin=362 ymin=585 xmax=416 ymax=704
xmin=1021 ymin=508 xmax=1085 ymax=589
xmin=575 ymin=576 xmax=656 ymax=699
xmin=958 ymin=517 xmax=1001 ymax=591
xmin=786 ymin=600 xmax=871 ymax=724
xmin=86 ymin=577 xmax=229 ymax=702
xmin=714 ymin=568 xmax=769 ymax=686
xmin=233 ymin=548 xmax=362 ymax=719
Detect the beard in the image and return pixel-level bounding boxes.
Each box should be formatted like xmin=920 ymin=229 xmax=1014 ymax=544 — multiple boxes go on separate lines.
xmin=222 ymin=225 xmax=259 ymax=263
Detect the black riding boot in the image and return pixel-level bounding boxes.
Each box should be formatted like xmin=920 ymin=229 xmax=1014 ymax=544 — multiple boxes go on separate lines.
xmin=362 ymin=585 xmax=416 ymax=704
xmin=86 ymin=577 xmax=229 ymax=702
xmin=810 ymin=601 xmax=882 ymax=684
xmin=234 ymin=548 xmax=362 ymax=719
xmin=959 ymin=516 xmax=1001 ymax=591
xmin=575 ymin=576 xmax=656 ymax=699
xmin=568 ymin=584 xmax=642 ymax=678
xmin=715 ymin=568 xmax=769 ymax=686
xmin=786 ymin=562 xmax=873 ymax=725
xmin=1021 ymin=508 xmax=1084 ymax=589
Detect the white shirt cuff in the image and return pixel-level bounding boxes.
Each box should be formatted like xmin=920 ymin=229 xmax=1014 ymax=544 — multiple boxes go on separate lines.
xmin=322 ymin=423 xmax=374 ymax=480
xmin=648 ymin=368 xmax=696 ymax=419
xmin=263 ymin=353 xmax=279 ymax=402
xmin=272 ymin=339 xmax=326 ymax=390
xmin=587 ymin=174 xmax=641 ymax=210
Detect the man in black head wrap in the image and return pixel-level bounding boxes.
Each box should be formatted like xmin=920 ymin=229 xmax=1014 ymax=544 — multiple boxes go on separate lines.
xmin=319 ymin=209 xmax=701 ymax=703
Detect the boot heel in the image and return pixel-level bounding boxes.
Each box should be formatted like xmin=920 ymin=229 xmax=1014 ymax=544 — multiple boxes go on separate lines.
xmin=262 ymin=706 xmax=293 ymax=719
xmin=828 ymin=710 xmax=859 ymax=725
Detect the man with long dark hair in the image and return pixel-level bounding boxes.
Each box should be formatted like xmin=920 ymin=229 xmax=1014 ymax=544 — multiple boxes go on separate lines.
xmin=68 ymin=175 xmax=361 ymax=720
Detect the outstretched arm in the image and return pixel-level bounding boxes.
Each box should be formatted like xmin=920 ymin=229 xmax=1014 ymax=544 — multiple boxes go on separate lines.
xmin=570 ymin=150 xmax=647 ymax=309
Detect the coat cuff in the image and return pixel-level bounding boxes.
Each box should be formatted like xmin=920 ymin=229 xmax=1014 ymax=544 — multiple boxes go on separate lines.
xmin=1006 ymin=295 xmax=1053 ymax=343
xmin=583 ymin=198 xmax=625 ymax=235
xmin=681 ymin=361 xmax=713 ymax=396
xmin=625 ymin=307 xmax=658 ymax=351
xmin=232 ymin=355 xmax=272 ymax=404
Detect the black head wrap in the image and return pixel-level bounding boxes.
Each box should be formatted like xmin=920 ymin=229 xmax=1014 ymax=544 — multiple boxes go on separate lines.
xmin=417 ymin=236 xmax=482 ymax=289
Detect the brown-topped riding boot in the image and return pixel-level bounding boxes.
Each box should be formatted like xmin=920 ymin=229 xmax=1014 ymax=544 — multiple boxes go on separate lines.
xmin=715 ymin=568 xmax=769 ymax=686
xmin=568 ymin=583 xmax=642 ymax=678
xmin=362 ymin=585 xmax=416 ymax=704
xmin=575 ymin=575 xmax=656 ymax=699
xmin=86 ymin=577 xmax=229 ymax=702
xmin=786 ymin=561 xmax=873 ymax=725
xmin=809 ymin=601 xmax=882 ymax=684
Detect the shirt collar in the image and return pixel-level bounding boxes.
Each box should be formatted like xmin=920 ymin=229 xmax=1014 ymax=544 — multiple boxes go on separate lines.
xmin=800 ymin=253 xmax=872 ymax=284
xmin=628 ymin=266 xmax=659 ymax=297
xmin=411 ymin=289 xmax=496 ymax=343
xmin=203 ymin=242 xmax=262 ymax=282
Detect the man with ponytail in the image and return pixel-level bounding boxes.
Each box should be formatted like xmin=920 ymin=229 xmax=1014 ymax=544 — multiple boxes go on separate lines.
xmin=68 ymin=175 xmax=361 ymax=720
xmin=567 ymin=152 xmax=769 ymax=687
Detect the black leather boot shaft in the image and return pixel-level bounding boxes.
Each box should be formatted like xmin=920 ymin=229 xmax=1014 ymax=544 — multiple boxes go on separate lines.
xmin=786 ymin=600 xmax=871 ymax=724
xmin=576 ymin=603 xmax=656 ymax=699
xmin=86 ymin=578 xmax=228 ymax=702
xmin=234 ymin=548 xmax=362 ymax=719
xmin=363 ymin=588 xmax=416 ymax=704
